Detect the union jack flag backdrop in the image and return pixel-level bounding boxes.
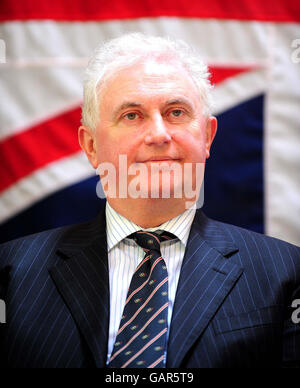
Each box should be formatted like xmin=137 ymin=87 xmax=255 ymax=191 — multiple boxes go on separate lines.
xmin=0 ymin=0 xmax=299 ymax=245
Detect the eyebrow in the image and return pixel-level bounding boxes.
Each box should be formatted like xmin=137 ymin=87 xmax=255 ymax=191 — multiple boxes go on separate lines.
xmin=112 ymin=102 xmax=142 ymax=119
xmin=165 ymin=98 xmax=194 ymax=110
xmin=112 ymin=97 xmax=195 ymax=119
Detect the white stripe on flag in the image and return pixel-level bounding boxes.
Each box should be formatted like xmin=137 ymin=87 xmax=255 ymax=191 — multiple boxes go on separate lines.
xmin=0 ymin=18 xmax=268 ymax=139
xmin=0 ymin=151 xmax=95 ymax=223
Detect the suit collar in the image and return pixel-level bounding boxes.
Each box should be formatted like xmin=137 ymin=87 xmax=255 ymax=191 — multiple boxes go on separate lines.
xmin=167 ymin=210 xmax=243 ymax=367
xmin=192 ymin=210 xmax=239 ymax=257
xmin=106 ymin=201 xmax=197 ymax=251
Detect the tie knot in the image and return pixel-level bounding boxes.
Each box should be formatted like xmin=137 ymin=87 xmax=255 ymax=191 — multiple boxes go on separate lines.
xmin=130 ymin=231 xmax=174 ymax=253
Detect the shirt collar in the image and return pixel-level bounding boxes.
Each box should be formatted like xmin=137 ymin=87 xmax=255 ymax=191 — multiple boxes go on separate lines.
xmin=105 ymin=201 xmax=196 ymax=252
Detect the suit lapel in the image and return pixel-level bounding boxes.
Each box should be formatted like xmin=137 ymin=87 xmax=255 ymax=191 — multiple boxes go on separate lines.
xmin=49 ymin=205 xmax=110 ymax=368
xmin=167 ymin=211 xmax=244 ymax=367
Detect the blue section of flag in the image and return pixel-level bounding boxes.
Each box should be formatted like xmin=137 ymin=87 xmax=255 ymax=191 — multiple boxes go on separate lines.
xmin=203 ymin=94 xmax=264 ymax=234
xmin=0 ymin=176 xmax=104 ymax=244
xmin=0 ymin=95 xmax=264 ymax=244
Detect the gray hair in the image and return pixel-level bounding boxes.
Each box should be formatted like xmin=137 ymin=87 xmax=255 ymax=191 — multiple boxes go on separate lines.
xmin=81 ymin=33 xmax=213 ymax=130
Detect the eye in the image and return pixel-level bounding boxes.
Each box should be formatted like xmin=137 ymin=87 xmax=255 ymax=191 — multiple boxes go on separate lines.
xmin=170 ymin=109 xmax=184 ymax=118
xmin=124 ymin=112 xmax=139 ymax=121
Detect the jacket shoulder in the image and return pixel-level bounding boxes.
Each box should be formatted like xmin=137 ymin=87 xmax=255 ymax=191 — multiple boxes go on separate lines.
xmin=0 ymin=225 xmax=70 ymax=269
xmin=197 ymin=211 xmax=299 ymax=261
xmin=220 ymin=219 xmax=299 ymax=250
xmin=205 ymin=215 xmax=300 ymax=272
xmin=0 ymin=208 xmax=106 ymax=269
xmin=213 ymin=215 xmax=298 ymax=246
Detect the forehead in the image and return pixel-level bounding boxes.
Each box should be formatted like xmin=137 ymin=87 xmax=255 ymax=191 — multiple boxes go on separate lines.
xmin=98 ymin=59 xmax=200 ymax=108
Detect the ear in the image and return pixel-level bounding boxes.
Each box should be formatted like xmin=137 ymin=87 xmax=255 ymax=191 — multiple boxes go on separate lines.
xmin=78 ymin=125 xmax=98 ymax=169
xmin=205 ymin=117 xmax=217 ymax=159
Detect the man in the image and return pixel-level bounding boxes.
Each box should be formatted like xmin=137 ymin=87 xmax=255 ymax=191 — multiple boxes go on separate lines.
xmin=0 ymin=33 xmax=299 ymax=368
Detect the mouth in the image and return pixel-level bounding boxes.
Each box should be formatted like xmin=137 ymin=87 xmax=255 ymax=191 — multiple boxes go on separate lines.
xmin=139 ymin=157 xmax=181 ymax=163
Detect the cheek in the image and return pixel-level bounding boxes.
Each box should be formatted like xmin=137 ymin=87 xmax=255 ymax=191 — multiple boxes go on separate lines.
xmin=95 ymin=131 xmax=117 ymax=165
xmin=95 ymin=131 xmax=138 ymax=166
xmin=172 ymin=129 xmax=207 ymax=163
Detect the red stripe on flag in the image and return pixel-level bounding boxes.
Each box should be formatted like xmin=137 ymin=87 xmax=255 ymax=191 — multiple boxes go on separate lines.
xmin=0 ymin=0 xmax=299 ymax=22
xmin=0 ymin=107 xmax=81 ymax=192
xmin=209 ymin=66 xmax=256 ymax=85
xmin=0 ymin=66 xmax=254 ymax=193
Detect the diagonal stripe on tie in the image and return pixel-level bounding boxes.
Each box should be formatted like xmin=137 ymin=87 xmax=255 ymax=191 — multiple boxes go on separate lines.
xmin=108 ymin=230 xmax=176 ymax=368
xmin=148 ymin=355 xmax=166 ymax=368
xmin=121 ymin=328 xmax=168 ymax=368
xmin=118 ymin=276 xmax=168 ymax=335
xmin=124 ymin=256 xmax=164 ymax=305
xmin=109 ymin=302 xmax=169 ymax=363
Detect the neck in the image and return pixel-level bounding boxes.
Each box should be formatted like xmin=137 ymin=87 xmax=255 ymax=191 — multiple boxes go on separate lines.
xmin=107 ymin=198 xmax=194 ymax=228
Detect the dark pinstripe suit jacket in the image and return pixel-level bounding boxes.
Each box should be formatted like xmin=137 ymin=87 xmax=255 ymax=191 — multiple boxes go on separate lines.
xmin=0 ymin=204 xmax=299 ymax=368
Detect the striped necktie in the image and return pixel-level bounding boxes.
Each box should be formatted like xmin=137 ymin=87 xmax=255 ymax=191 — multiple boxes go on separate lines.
xmin=108 ymin=230 xmax=175 ymax=368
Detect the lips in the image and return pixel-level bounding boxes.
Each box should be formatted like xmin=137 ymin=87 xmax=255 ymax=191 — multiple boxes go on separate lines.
xmin=140 ymin=156 xmax=180 ymax=162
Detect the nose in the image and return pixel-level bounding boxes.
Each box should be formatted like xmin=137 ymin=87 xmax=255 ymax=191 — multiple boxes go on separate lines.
xmin=144 ymin=113 xmax=171 ymax=146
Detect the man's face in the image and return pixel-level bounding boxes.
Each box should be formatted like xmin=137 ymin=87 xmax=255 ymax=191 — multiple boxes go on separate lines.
xmin=83 ymin=59 xmax=217 ymax=202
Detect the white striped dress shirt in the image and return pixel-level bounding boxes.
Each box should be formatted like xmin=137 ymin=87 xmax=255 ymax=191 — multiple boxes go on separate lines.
xmin=105 ymin=202 xmax=196 ymax=362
